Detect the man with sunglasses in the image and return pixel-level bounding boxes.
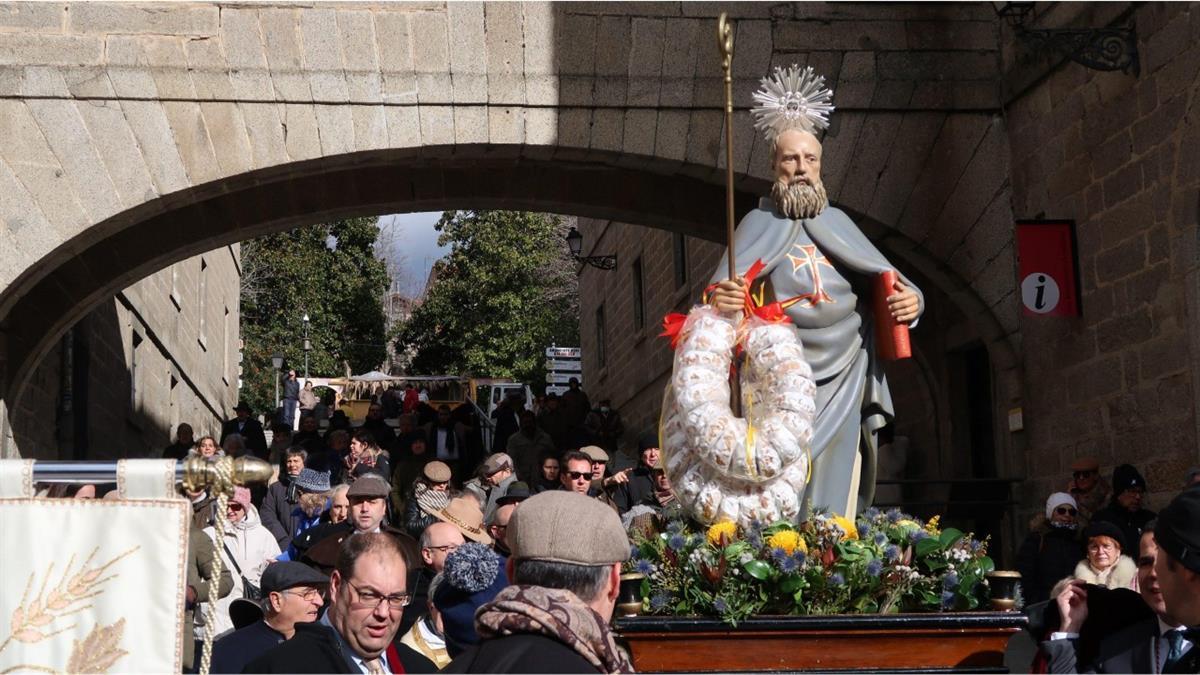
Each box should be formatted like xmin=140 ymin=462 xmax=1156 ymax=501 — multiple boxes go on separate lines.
xmin=1066 ymin=456 xmax=1110 ymax=522
xmin=210 ymin=562 xmax=328 ymax=674
xmin=1016 ymin=492 xmax=1085 ymax=605
xmin=560 ymin=450 xmax=619 ymax=512
xmin=247 ymin=533 xmax=436 ymax=673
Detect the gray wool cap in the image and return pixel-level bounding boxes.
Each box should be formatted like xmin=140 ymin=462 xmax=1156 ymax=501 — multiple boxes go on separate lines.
xmin=507 ymin=490 xmax=630 ymax=566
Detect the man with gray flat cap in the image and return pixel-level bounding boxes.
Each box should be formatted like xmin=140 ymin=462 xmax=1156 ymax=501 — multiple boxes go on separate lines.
xmin=443 ymin=491 xmax=635 ymax=673
xmin=1153 ymin=489 xmax=1200 ymax=672
xmin=209 ymin=561 xmax=329 ymax=674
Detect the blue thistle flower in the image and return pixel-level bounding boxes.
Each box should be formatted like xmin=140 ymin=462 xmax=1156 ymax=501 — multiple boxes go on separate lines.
xmin=942 ymin=572 xmax=959 ymax=591
xmin=908 ymin=529 xmax=929 ymax=543
xmin=668 ymin=533 xmax=687 ymax=551
xmin=746 ymin=528 xmax=764 ymax=549
xmin=650 ymin=591 xmax=672 ymax=611
xmin=863 ymin=506 xmax=881 ymax=520
xmin=858 ymin=522 xmax=873 ymax=539
xmin=713 ymin=597 xmax=729 ymax=613
xmin=829 ymin=573 xmax=845 ymax=587
xmin=886 ymin=508 xmax=903 ymax=523
xmin=940 ymin=589 xmax=956 ymax=609
xmin=771 ymin=547 xmax=789 ymax=563
xmin=866 ymin=558 xmax=883 ymax=577
xmin=630 ymin=545 xmax=640 ymax=559
xmin=635 ymin=558 xmax=655 ymax=576
xmin=885 ymin=544 xmax=901 ymax=562
xmin=666 ymin=520 xmax=686 ymax=534
xmin=873 ymin=531 xmax=888 ymax=547
xmin=777 ymin=554 xmax=800 ymax=574
xmin=791 ymin=551 xmax=807 ymax=567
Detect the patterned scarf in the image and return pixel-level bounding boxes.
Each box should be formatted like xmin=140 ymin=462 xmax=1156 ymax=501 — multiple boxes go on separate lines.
xmin=475 ymin=585 xmax=634 ymax=674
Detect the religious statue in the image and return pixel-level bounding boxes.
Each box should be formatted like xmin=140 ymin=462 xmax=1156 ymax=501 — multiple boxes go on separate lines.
xmin=660 ymin=64 xmax=923 ymax=526
xmin=708 ymin=65 xmax=923 ymax=517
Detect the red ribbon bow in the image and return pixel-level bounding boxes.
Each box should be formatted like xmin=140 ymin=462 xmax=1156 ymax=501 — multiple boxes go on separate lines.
xmin=659 ymin=258 xmax=787 ymax=351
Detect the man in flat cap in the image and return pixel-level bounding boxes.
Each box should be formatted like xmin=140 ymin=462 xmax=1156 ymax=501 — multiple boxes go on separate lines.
xmin=1153 ymin=489 xmax=1200 ymax=672
xmin=297 ymin=475 xmax=421 ymax=580
xmin=209 ymin=562 xmax=329 ymax=674
xmin=443 ymin=491 xmax=634 ymax=673
xmin=480 ymin=452 xmax=518 ymax=523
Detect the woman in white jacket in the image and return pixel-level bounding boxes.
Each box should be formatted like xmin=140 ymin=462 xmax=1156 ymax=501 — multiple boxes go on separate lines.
xmin=200 ymin=486 xmax=281 ymax=637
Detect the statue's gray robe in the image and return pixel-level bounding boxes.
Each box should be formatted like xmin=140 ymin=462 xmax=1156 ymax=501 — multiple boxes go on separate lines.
xmin=710 ymin=198 xmax=924 ymax=515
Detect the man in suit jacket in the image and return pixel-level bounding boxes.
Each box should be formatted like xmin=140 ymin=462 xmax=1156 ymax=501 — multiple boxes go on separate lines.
xmin=220 ymin=401 xmax=268 ymax=457
xmin=243 ymin=533 xmax=435 ymax=673
xmin=1154 ymin=489 xmax=1200 ymax=673
xmin=1042 ymin=527 xmax=1193 ymax=672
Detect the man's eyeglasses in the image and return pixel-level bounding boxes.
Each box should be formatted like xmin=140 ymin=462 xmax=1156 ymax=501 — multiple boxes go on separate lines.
xmin=566 ymin=471 xmax=591 ymax=481
xmin=1054 ymin=506 xmax=1078 ymax=516
xmin=348 ymin=581 xmax=411 ymax=610
xmin=282 ymin=587 xmax=324 ymax=602
xmin=423 ymin=543 xmax=460 ymax=554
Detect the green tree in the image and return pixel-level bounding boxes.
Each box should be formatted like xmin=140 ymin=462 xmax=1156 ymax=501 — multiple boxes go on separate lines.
xmin=396 ymin=211 xmax=579 ymax=387
xmin=239 ymin=217 xmax=390 ymax=417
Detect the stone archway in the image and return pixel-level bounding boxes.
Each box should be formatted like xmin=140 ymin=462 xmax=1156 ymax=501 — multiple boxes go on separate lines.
xmin=0 ymin=1 xmax=1017 ymax=458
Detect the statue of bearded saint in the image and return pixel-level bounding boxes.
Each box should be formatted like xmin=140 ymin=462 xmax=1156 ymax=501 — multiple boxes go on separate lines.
xmin=707 ymin=127 xmax=924 ymax=517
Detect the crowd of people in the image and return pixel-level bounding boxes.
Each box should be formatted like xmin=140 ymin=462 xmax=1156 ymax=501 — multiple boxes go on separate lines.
xmin=146 ymin=382 xmax=675 ymax=673
xmin=1017 ymin=457 xmax=1200 ymax=672
xmin=44 ymin=394 xmax=1200 ymax=673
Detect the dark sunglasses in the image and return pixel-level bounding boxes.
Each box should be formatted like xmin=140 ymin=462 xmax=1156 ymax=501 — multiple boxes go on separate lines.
xmin=566 ymin=471 xmax=592 ymax=480
xmin=1054 ymin=506 xmax=1077 ymax=516
xmin=1072 ymin=471 xmax=1096 ymax=479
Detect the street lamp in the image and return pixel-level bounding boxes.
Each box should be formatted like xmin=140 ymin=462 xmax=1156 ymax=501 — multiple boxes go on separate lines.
xmin=302 ymin=313 xmax=311 ymax=381
xmin=271 ymin=352 xmax=284 ymax=408
xmin=565 ymin=227 xmax=617 ymax=271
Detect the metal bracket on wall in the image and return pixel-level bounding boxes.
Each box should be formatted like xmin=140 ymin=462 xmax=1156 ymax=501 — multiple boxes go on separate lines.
xmin=995 ymin=2 xmax=1139 ymax=76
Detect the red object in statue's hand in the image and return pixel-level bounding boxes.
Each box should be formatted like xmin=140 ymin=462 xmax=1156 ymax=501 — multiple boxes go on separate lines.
xmin=874 ymin=270 xmax=911 ymax=360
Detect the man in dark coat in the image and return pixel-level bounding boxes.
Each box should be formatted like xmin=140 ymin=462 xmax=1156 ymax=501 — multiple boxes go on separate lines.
xmin=220 ymin=401 xmax=268 ymax=456
xmin=1091 ymin=464 xmax=1156 ymax=552
xmin=1153 ymin=489 xmax=1200 ymax=672
xmin=1041 ymin=527 xmax=1192 ymax=672
xmin=281 ymin=370 xmax=301 ymax=428
xmin=163 ymin=423 xmax=194 ymax=460
xmin=261 ymin=448 xmax=311 ymax=551
xmin=244 ymin=533 xmax=435 ymax=673
xmin=443 ymin=491 xmax=634 ymax=674
xmin=613 ymin=432 xmax=661 ymax=513
xmin=360 ymin=402 xmax=397 ymax=450
xmin=209 ymin=562 xmax=328 ymax=674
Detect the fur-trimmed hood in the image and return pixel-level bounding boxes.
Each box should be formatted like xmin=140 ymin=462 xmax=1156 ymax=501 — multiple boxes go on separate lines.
xmin=1073 ymin=554 xmax=1137 ymax=591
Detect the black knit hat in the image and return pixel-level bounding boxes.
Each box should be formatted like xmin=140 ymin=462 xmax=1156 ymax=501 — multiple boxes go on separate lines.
xmin=1084 ymin=520 xmax=1128 ymax=552
xmin=1111 ymin=463 xmax=1146 ymax=494
xmin=1154 ymin=487 xmax=1200 ymax=574
xmin=638 ymin=431 xmax=659 ymax=453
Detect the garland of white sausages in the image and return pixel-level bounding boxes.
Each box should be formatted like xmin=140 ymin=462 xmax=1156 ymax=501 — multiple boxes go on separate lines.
xmin=660 ymin=305 xmax=816 ymax=527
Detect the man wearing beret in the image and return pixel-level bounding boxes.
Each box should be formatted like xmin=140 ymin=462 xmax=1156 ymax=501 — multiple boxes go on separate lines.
xmin=443 ymin=491 xmax=634 ymax=673
xmin=1154 ymin=489 xmax=1200 ymax=672
xmin=209 ymin=562 xmax=329 ymax=674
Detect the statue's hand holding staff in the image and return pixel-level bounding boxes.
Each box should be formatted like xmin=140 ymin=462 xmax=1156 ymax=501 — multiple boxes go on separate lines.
xmin=709 ymin=277 xmax=748 ymax=317
xmin=887 ymin=279 xmax=920 ymax=324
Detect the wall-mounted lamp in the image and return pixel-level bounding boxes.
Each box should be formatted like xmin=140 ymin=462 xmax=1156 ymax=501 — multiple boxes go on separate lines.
xmin=565 ymin=227 xmax=617 ymax=271
xmin=992 ymin=2 xmax=1138 ymax=75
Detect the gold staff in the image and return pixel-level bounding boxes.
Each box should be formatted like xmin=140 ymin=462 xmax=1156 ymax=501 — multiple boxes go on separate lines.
xmin=717 ymin=13 xmax=742 ymax=415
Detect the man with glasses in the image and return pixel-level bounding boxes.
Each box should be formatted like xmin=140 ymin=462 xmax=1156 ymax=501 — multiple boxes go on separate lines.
xmin=1066 ymin=456 xmax=1110 ymax=522
xmin=1093 ymin=463 xmax=1157 ymax=555
xmin=210 ymin=562 xmax=328 ymax=674
xmin=560 ymin=450 xmax=619 ymax=512
xmin=247 ymin=533 xmax=435 ymax=673
xmin=420 ymin=522 xmax=466 ymax=573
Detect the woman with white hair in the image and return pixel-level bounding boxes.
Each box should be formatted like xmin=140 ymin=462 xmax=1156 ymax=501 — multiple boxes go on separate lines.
xmin=200 ymin=487 xmax=281 ymax=637
xmin=1015 ymin=492 xmax=1085 ymax=605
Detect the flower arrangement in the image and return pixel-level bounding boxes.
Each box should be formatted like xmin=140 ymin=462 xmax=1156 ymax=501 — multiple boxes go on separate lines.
xmin=625 ymin=508 xmax=994 ymax=625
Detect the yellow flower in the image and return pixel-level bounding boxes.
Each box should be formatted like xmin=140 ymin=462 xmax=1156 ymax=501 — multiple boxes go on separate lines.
xmin=831 ymin=515 xmax=859 ymax=540
xmin=767 ymin=530 xmax=807 ymax=555
xmin=706 ymin=521 xmax=738 ymax=547
xmin=924 ymin=515 xmax=941 ymax=535
xmin=897 ymin=519 xmax=922 ymax=531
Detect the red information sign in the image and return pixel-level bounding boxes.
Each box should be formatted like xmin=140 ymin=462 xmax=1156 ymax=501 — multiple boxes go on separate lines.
xmin=1015 ymin=220 xmax=1081 ymax=316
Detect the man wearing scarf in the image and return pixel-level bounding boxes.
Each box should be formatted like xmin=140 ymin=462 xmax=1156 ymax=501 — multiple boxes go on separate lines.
xmin=443 ymin=491 xmax=634 ymax=674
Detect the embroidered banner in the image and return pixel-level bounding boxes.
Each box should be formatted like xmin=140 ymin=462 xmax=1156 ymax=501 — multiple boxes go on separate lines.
xmin=0 ymin=497 xmax=189 ymax=673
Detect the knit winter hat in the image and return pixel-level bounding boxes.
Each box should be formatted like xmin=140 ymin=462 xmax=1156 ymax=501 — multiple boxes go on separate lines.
xmin=432 ymin=542 xmax=508 ymax=656
xmin=1045 ymin=492 xmax=1077 ymax=519
xmin=1112 ymin=464 xmax=1146 ymax=494
xmin=231 ymin=486 xmax=252 ymax=510
xmin=294 ymin=468 xmax=331 ymax=493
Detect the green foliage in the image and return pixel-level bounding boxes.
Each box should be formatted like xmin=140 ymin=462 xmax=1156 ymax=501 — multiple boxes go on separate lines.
xmin=396 ymin=210 xmax=579 ymax=385
xmin=629 ymin=509 xmax=995 ymax=625
xmin=239 ymin=217 xmax=390 ymax=416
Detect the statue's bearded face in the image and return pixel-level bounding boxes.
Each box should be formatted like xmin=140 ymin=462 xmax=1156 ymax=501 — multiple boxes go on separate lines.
xmin=770 ymin=129 xmax=828 ymax=220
